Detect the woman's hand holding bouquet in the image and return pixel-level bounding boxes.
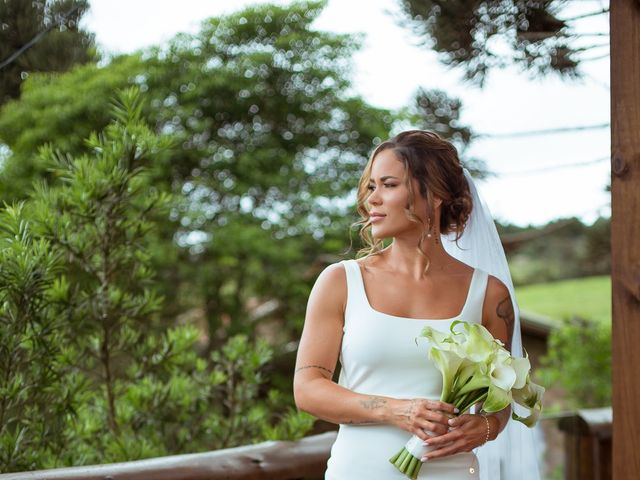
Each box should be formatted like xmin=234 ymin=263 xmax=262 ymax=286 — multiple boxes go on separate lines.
xmin=389 ymin=321 xmax=545 ymax=479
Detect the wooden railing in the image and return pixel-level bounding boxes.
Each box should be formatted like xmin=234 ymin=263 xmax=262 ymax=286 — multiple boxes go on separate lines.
xmin=0 ymin=432 xmax=337 ymax=480
xmin=1 ymin=407 xmax=613 ymax=480
xmin=557 ymin=407 xmax=612 ymax=480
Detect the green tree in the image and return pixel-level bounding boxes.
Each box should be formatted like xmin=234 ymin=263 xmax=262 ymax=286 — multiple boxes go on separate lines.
xmin=397 ymin=0 xmax=609 ymax=85
xmin=0 ymin=1 xmax=487 ymax=363
xmin=402 ymin=87 xmax=487 ymax=176
xmin=0 ymin=0 xmax=96 ymax=105
xmin=4 ymin=88 xmax=312 ymax=469
xmin=30 ymin=87 xmax=174 ymax=435
xmin=0 ymin=204 xmax=82 ymax=471
xmin=0 ymin=1 xmax=394 ymax=351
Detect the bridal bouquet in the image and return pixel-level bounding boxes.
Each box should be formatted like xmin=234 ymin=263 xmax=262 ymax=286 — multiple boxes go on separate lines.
xmin=389 ymin=320 xmax=544 ymax=479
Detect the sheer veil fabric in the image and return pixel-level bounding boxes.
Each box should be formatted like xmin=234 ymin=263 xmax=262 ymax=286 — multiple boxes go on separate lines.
xmin=440 ymin=169 xmax=542 ymax=480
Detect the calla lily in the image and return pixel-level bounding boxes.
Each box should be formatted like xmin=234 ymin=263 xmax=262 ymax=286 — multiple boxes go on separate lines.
xmin=420 ymin=326 xmax=453 ymax=347
xmin=455 ymin=362 xmax=491 ymax=396
xmin=421 ymin=325 xmax=462 ymax=353
xmin=483 ymin=382 xmax=513 ymax=412
xmin=512 ymin=379 xmax=545 ymax=427
xmin=456 ymin=371 xmax=492 ymax=397
xmin=513 ymin=378 xmax=545 ymax=409
xmin=453 ymin=321 xmax=497 ymax=363
xmin=511 ymin=354 xmax=531 ymax=390
xmin=429 ymin=348 xmax=466 ymax=401
xmin=489 ymin=348 xmax=517 ymax=391
xmin=393 ymin=321 xmax=544 ymax=479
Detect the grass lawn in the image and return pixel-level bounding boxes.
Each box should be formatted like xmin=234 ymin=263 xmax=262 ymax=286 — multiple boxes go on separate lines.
xmin=515 ymin=275 xmax=611 ymax=324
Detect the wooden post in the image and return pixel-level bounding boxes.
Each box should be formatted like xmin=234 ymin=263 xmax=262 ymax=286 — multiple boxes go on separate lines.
xmin=610 ymin=1 xmax=640 ymax=479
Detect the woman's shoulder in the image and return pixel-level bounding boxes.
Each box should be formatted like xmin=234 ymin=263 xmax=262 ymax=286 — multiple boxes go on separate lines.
xmin=481 ymin=273 xmax=514 ymax=346
xmin=312 ymin=261 xmax=349 ymax=294
xmin=309 ymin=261 xmax=348 ymax=316
xmin=483 ymin=273 xmax=511 ymax=302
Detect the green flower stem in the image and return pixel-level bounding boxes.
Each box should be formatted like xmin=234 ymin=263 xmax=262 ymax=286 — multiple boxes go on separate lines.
xmin=399 ymin=449 xmax=413 ymax=471
xmin=454 ymin=391 xmax=471 ymax=410
xmin=458 ymin=391 xmax=488 ymax=414
xmin=393 ymin=448 xmax=408 ymax=467
xmin=389 ymin=447 xmax=424 ymax=479
xmin=409 ymin=456 xmax=420 ymax=478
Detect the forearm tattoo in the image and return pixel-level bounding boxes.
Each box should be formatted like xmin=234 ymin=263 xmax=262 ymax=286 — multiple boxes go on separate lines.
xmin=295 ymin=364 xmax=334 ymax=378
xmin=359 ymin=396 xmax=387 ymax=410
xmin=496 ymin=295 xmax=514 ymax=350
xmin=345 ymin=396 xmax=387 ymax=425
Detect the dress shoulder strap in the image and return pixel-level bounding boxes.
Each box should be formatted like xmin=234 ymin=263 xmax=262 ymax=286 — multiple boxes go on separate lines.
xmin=339 ymin=259 xmax=368 ymax=320
xmin=462 ymin=269 xmax=489 ymax=323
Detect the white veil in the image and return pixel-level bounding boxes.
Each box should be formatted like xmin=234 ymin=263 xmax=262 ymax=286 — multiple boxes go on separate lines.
xmin=440 ymin=168 xmax=542 ymax=480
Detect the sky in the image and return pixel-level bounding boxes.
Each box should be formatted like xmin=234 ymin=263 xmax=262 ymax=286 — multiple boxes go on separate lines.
xmin=81 ymin=0 xmax=611 ymax=227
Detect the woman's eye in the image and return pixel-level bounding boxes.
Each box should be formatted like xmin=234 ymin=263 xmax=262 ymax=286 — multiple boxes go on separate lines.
xmin=367 ymin=184 xmax=395 ymax=190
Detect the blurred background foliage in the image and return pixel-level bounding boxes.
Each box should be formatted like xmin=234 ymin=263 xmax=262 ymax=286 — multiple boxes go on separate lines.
xmin=0 ymin=0 xmax=611 ymax=473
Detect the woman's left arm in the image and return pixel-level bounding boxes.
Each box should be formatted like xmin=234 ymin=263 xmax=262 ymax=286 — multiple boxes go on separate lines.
xmin=421 ymin=275 xmax=514 ymax=460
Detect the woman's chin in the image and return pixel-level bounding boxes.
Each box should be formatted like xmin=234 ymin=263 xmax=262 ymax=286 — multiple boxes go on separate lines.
xmin=371 ymin=226 xmax=391 ymax=239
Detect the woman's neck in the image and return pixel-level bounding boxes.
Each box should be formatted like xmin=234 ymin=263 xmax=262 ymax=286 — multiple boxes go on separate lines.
xmin=378 ymin=237 xmax=458 ymax=280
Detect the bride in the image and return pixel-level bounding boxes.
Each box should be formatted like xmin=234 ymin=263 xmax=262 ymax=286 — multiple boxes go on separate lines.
xmin=293 ymin=130 xmax=540 ymax=479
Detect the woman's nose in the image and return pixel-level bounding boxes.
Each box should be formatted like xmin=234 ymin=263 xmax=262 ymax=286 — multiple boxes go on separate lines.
xmin=368 ymin=188 xmax=381 ymax=205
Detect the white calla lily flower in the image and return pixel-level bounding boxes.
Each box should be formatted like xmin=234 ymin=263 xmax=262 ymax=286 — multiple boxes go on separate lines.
xmin=393 ymin=321 xmax=545 ymax=479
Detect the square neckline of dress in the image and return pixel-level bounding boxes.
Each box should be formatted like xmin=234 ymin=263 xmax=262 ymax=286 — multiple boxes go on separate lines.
xmin=351 ymin=259 xmax=477 ymax=322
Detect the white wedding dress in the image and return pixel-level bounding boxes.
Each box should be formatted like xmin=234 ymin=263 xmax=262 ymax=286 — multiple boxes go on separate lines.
xmin=325 ymin=259 xmax=487 ymax=479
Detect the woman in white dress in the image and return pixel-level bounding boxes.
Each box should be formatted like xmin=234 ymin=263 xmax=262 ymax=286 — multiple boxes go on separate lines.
xmin=293 ymin=130 xmax=521 ymax=479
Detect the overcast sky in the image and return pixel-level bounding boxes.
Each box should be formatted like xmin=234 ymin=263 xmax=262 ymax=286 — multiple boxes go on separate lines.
xmin=82 ymin=0 xmax=611 ymax=227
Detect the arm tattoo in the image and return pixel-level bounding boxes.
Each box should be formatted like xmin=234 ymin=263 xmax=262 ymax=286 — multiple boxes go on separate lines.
xmin=344 ymin=397 xmax=387 ymax=425
xmin=359 ymin=396 xmax=387 ymax=410
xmin=295 ymin=365 xmax=334 ymax=378
xmin=496 ymin=295 xmax=514 ymax=350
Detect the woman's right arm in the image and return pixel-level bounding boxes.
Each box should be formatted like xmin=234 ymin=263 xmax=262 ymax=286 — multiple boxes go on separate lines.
xmin=293 ymin=263 xmax=455 ymax=439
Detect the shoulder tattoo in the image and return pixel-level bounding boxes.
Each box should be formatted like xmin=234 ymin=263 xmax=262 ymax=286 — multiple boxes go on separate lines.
xmin=496 ymin=295 xmax=514 ymax=350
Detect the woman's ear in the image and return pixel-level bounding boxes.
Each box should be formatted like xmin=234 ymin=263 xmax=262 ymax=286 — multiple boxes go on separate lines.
xmin=433 ymin=196 xmax=443 ymax=210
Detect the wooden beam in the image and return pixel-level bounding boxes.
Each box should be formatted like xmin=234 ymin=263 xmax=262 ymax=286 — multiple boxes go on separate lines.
xmin=610 ymin=1 xmax=640 ymax=479
xmin=0 ymin=432 xmax=336 ymax=480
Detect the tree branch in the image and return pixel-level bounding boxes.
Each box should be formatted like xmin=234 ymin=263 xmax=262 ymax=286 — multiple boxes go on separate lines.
xmin=561 ymin=8 xmax=610 ymax=23
xmin=0 ymin=4 xmax=82 ymax=71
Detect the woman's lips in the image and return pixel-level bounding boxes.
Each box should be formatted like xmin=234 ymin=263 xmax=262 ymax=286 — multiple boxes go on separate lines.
xmin=370 ymin=215 xmax=386 ymax=223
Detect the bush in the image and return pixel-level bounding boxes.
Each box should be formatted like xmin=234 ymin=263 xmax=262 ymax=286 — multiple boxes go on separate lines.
xmin=539 ymin=316 xmax=611 ymax=409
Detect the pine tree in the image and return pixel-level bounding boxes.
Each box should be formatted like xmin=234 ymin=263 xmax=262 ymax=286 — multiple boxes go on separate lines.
xmin=397 ymin=0 xmax=609 ymax=85
xmin=0 ymin=203 xmax=82 ymax=471
xmin=0 ymin=0 xmax=95 ymax=105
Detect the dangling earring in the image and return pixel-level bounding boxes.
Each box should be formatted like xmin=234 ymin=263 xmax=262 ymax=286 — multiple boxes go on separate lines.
xmin=427 ymin=216 xmax=440 ymax=244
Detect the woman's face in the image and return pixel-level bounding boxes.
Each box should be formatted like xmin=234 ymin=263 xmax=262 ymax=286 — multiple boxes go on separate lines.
xmin=366 ymin=149 xmax=432 ymax=240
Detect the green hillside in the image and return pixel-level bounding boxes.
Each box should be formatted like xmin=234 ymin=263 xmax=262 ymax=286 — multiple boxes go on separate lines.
xmin=515 ymin=275 xmax=611 ymax=324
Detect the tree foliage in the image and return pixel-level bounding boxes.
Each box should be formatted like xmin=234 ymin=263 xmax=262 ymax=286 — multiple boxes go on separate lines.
xmin=0 ymin=1 xmax=396 ymax=351
xmin=401 ymin=87 xmax=487 ymax=176
xmin=0 ymin=204 xmax=81 ymax=471
xmin=397 ymin=0 xmax=608 ymax=85
xmin=0 ymin=0 xmax=96 ymax=105
xmin=501 ymin=216 xmax=610 ymax=285
xmin=0 ymin=89 xmax=313 ymax=472
xmin=0 ymin=7 xmax=493 ymax=466
xmin=539 ymin=316 xmax=611 ymax=409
